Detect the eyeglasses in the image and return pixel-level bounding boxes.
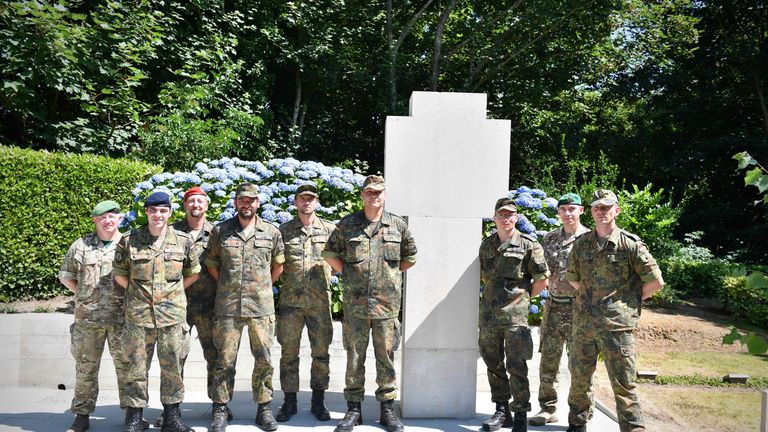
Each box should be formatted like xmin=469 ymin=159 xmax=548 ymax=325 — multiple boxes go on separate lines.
xmin=494 ymin=212 xmax=517 ymax=220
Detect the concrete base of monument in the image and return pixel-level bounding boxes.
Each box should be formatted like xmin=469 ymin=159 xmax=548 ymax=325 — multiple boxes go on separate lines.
xmin=0 ymin=314 xmax=619 ymax=431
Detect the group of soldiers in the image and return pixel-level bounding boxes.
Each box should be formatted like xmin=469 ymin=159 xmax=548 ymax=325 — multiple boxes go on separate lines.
xmin=479 ymin=189 xmax=663 ymax=432
xmin=60 ymin=173 xmax=662 ymax=432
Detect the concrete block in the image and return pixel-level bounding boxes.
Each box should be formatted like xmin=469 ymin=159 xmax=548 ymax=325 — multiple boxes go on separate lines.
xmin=385 ymin=91 xmax=510 ymax=218
xmin=401 ymin=216 xmax=481 ymax=350
xmin=722 ymin=373 xmax=749 ymax=384
xmin=400 ymin=348 xmax=477 ymax=418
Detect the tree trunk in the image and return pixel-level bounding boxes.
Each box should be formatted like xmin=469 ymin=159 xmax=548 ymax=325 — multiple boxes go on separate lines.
xmin=291 ymin=68 xmax=302 ymax=146
xmin=430 ymin=0 xmax=459 ymax=91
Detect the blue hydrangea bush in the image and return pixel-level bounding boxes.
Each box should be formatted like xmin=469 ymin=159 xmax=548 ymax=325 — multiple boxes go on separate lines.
xmin=124 ymin=157 xmax=366 ymax=317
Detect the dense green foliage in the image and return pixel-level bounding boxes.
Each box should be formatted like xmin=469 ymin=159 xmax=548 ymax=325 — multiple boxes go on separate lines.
xmin=1 ymin=1 xmax=766 ymax=261
xmin=0 ymin=146 xmax=161 ymax=301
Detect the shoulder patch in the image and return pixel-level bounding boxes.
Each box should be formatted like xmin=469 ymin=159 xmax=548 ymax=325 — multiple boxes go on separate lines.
xmin=620 ymin=230 xmax=641 ymax=242
xmin=520 ymin=232 xmax=537 ymax=242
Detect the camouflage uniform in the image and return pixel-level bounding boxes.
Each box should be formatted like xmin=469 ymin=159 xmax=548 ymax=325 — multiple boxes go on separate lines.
xmin=205 ymin=216 xmax=285 ymax=405
xmin=322 ymin=210 xmax=417 ymax=402
xmin=565 ymin=228 xmax=662 ymax=432
xmin=60 ymin=232 xmax=128 ymax=415
xmin=277 ymin=216 xmax=336 ymax=393
xmin=112 ymin=226 xmax=200 ymax=408
xmin=537 ymin=225 xmax=590 ymax=414
xmin=171 ymin=219 xmax=230 ymax=400
xmin=479 ymin=230 xmax=549 ymax=413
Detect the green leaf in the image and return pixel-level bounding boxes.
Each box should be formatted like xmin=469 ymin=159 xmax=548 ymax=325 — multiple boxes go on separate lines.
xmin=733 ymin=151 xmax=756 ymax=170
xmin=744 ymin=167 xmax=764 ymax=187
xmin=746 ymin=272 xmax=768 ymax=289
xmin=722 ymin=327 xmax=741 ymax=345
xmin=744 ymin=333 xmax=768 ymax=355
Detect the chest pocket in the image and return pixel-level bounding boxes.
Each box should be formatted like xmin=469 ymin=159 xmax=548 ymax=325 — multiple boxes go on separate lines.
xmin=252 ymin=237 xmax=274 ymax=263
xmin=607 ymin=251 xmax=630 ymax=280
xmin=130 ymin=251 xmax=154 ymax=281
xmin=345 ymin=235 xmax=367 ymax=263
xmin=164 ymin=250 xmax=186 ymax=281
xmin=284 ymin=236 xmax=304 ymax=259
xmin=79 ymin=251 xmax=100 ymax=299
xmin=382 ymin=231 xmax=402 ymax=262
xmin=221 ymin=237 xmax=242 ymax=265
xmin=501 ymin=249 xmax=525 ymax=279
xmin=310 ymin=235 xmax=328 ymax=259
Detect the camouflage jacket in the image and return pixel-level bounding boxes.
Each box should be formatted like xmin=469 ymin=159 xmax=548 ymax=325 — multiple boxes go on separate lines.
xmin=172 ymin=219 xmax=216 ymax=315
xmin=59 ymin=232 xmax=124 ymax=325
xmin=279 ymin=216 xmax=336 ymax=309
xmin=112 ymin=226 xmax=200 ymax=328
xmin=479 ymin=230 xmax=549 ymax=327
xmin=566 ymin=228 xmax=662 ymax=331
xmin=205 ymin=216 xmax=285 ymax=318
xmin=322 ymin=210 xmax=417 ymax=319
xmin=541 ymin=225 xmax=590 ymax=298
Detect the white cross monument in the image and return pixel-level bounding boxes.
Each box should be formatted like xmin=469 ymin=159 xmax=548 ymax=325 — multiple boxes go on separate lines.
xmin=385 ymin=91 xmax=511 ymax=418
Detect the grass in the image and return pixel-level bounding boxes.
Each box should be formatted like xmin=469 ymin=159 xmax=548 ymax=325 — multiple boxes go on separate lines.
xmin=638 ymin=351 xmax=768 ymax=378
xmin=637 ymin=385 xmax=763 ymax=432
xmin=33 ymin=305 xmax=51 ymax=313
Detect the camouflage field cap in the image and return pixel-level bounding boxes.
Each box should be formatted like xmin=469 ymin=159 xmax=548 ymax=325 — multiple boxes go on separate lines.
xmin=92 ymin=200 xmax=120 ymax=216
xmin=494 ymin=197 xmax=518 ymax=213
xmin=362 ymin=175 xmax=386 ymax=191
xmin=295 ymin=184 xmax=319 ymax=197
xmin=558 ymin=193 xmax=582 ymax=206
xmin=235 ymin=182 xmax=260 ymax=198
xmin=144 ymin=191 xmax=172 ymax=208
xmin=590 ymin=189 xmax=618 ymax=206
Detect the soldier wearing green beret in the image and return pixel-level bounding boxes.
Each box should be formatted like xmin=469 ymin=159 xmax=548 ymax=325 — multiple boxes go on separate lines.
xmin=323 ymin=175 xmax=417 ymax=432
xmin=478 ymin=198 xmax=550 ymax=432
xmin=530 ymin=193 xmax=590 ymax=426
xmin=60 ymin=201 xmax=128 ymax=432
xmin=113 ymin=191 xmax=201 ymax=432
xmin=565 ymin=189 xmax=664 ymax=432
xmin=274 ymin=184 xmax=336 ymax=423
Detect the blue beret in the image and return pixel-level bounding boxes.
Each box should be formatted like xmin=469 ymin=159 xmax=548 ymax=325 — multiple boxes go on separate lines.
xmin=144 ymin=191 xmax=172 ymax=208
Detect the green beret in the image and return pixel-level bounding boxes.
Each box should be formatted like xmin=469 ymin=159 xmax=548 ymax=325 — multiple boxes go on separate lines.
xmin=557 ymin=193 xmax=582 ymax=206
xmin=92 ymin=200 xmax=120 ymax=216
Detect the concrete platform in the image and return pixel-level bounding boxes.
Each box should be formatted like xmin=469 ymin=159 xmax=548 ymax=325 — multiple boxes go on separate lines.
xmin=0 ymin=313 xmax=619 ymax=431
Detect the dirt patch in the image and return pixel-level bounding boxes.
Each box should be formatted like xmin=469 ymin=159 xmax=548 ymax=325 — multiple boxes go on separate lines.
xmin=635 ymin=304 xmax=744 ymax=353
xmin=0 ymin=294 xmax=73 ymax=313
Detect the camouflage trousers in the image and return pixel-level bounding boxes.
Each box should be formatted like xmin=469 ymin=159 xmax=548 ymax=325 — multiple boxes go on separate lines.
xmin=121 ymin=322 xmax=190 ymax=408
xmin=212 ymin=315 xmax=275 ymax=405
xmin=182 ymin=308 xmax=233 ymax=401
xmin=568 ymin=324 xmax=644 ymax=432
xmin=276 ymin=306 xmax=333 ymax=393
xmin=69 ymin=321 xmax=129 ymax=414
xmin=537 ymin=300 xmax=574 ymax=413
xmin=478 ymin=323 xmax=533 ymax=412
xmin=342 ymin=316 xmax=400 ymax=402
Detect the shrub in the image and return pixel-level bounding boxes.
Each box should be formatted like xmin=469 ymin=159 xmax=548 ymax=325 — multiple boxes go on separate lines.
xmin=617 ymin=184 xmax=681 ymax=260
xmin=125 ymin=156 xmax=367 ymax=316
xmin=722 ymin=274 xmax=768 ymax=329
xmin=660 ymin=232 xmax=732 ymax=299
xmin=0 ymin=146 xmax=161 ymax=301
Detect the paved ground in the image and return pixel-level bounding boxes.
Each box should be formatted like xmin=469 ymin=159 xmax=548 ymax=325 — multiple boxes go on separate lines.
xmin=0 ymin=314 xmax=618 ymax=431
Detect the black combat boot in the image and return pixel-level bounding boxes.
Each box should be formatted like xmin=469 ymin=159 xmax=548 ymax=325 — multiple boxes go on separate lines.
xmin=275 ymin=392 xmax=297 ymax=422
xmin=67 ymin=414 xmax=89 ymax=432
xmin=255 ymin=401 xmax=278 ymax=431
xmin=379 ymin=400 xmax=404 ymax=432
xmin=161 ymin=403 xmax=193 ymax=432
xmin=566 ymin=425 xmax=587 ymax=432
xmin=512 ymin=411 xmax=527 ymax=432
xmin=226 ymin=405 xmax=234 ymax=421
xmin=123 ymin=407 xmax=144 ymax=432
xmin=311 ymin=389 xmax=331 ymax=421
xmin=334 ymin=401 xmax=362 ymax=432
xmin=211 ymin=403 xmax=228 ymax=432
xmin=482 ymin=401 xmax=510 ymax=431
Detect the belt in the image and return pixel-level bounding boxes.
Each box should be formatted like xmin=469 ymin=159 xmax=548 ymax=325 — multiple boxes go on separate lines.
xmin=550 ymin=296 xmax=574 ymax=304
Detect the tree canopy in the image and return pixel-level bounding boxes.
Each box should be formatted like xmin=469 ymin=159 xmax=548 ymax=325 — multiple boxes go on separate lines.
xmin=1 ymin=0 xmax=766 ymax=261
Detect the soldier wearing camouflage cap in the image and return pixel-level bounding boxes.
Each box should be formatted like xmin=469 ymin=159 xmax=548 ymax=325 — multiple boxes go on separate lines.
xmin=323 ymin=175 xmax=417 ymax=432
xmin=274 ymin=183 xmax=336 ymax=423
xmin=59 ymin=200 xmax=129 ymax=432
xmin=478 ymin=197 xmax=550 ymax=432
xmin=564 ymin=189 xmax=664 ymax=432
xmin=113 ymin=191 xmax=201 ymax=432
xmin=206 ymin=183 xmax=285 ymax=432
xmin=530 ymin=193 xmax=590 ymax=426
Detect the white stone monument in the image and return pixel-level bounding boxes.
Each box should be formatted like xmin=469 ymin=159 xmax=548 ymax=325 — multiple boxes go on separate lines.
xmin=385 ymin=91 xmax=511 ymax=418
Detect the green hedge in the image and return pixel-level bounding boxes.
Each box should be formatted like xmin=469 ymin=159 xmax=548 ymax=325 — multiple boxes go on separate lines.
xmin=0 ymin=146 xmax=162 ymax=301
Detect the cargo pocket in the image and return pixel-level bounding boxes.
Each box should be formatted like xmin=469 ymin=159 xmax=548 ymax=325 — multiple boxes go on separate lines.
xmin=507 ymin=326 xmax=534 ymax=360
